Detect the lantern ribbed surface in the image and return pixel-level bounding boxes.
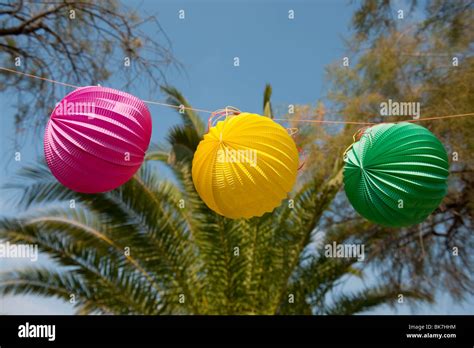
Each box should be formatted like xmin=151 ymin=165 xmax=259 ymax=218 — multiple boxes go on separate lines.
xmin=192 ymin=113 xmax=299 ymax=219
xmin=44 ymin=86 xmax=152 ymax=193
xmin=343 ymin=122 xmax=449 ymax=227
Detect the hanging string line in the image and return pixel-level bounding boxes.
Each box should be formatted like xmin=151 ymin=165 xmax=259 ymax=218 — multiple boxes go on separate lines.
xmin=140 ymin=98 xmax=214 ymax=114
xmin=274 ymin=119 xmax=376 ymax=125
xmin=0 ymin=66 xmax=215 ymax=114
xmin=1 ymin=66 xmax=473 ymax=125
xmin=0 ymin=66 xmax=80 ymax=89
xmin=275 ymin=113 xmax=474 ymax=125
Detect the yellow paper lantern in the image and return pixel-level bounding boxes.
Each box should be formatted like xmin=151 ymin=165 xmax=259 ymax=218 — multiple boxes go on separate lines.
xmin=192 ymin=112 xmax=299 ymax=219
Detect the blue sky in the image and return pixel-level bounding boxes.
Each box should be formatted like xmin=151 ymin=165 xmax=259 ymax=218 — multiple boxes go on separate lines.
xmin=0 ymin=0 xmax=472 ymax=314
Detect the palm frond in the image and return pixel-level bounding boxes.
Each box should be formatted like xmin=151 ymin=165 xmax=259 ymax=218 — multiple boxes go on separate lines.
xmin=0 ymin=268 xmax=89 ymax=308
xmin=263 ymin=83 xmax=274 ymax=118
xmin=145 ymin=142 xmax=171 ymax=162
xmin=166 ymin=125 xmax=201 ymax=165
xmin=160 ymin=85 xmax=206 ymax=136
xmin=320 ymin=285 xmax=434 ymax=315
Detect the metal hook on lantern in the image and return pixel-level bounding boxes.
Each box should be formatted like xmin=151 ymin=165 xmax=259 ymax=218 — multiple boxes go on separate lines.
xmin=343 ymin=125 xmax=374 ymax=161
xmin=207 ymin=106 xmax=241 ymax=131
xmin=285 ymin=127 xmax=306 ymax=170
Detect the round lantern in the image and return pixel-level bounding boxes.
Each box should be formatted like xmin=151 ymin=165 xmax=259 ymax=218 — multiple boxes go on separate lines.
xmin=44 ymin=86 xmax=152 ymax=193
xmin=192 ymin=113 xmax=299 ymax=219
xmin=343 ymin=122 xmax=449 ymax=227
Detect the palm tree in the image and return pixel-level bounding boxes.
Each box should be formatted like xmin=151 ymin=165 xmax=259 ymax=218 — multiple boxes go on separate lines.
xmin=0 ymin=86 xmax=430 ymax=315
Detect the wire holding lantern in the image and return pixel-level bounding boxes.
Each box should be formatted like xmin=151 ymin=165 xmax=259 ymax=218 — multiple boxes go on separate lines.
xmin=297 ymin=147 xmax=307 ymax=170
xmin=342 ymin=125 xmax=374 ymax=162
xmin=285 ymin=127 xmax=307 ymax=171
xmin=0 ymin=67 xmax=472 ymax=126
xmin=207 ymin=106 xmax=241 ymax=131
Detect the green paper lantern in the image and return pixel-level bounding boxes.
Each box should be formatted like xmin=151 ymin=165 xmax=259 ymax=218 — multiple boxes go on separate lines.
xmin=343 ymin=122 xmax=449 ymax=227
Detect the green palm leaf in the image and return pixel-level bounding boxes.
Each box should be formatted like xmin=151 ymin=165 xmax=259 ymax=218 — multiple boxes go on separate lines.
xmin=160 ymin=85 xmax=206 ymax=136
xmin=321 ymin=286 xmax=434 ymax=315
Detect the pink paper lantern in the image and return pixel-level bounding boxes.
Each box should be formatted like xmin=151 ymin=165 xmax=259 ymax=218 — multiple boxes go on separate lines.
xmin=44 ymin=86 xmax=152 ymax=193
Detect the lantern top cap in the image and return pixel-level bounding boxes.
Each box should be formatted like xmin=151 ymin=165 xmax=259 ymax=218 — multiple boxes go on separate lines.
xmin=207 ymin=106 xmax=241 ymax=130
